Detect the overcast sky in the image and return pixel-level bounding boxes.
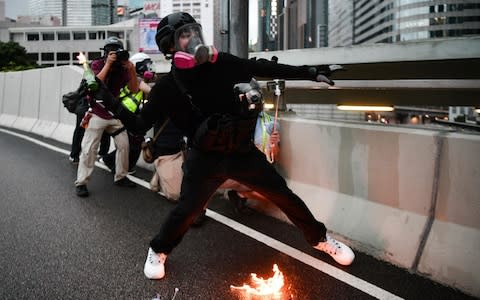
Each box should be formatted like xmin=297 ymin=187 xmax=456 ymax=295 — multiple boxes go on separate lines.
xmin=5 ymin=0 xmax=30 ymax=19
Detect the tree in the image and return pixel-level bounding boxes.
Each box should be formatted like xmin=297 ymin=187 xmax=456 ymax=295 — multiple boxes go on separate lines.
xmin=0 ymin=41 xmax=38 ymax=71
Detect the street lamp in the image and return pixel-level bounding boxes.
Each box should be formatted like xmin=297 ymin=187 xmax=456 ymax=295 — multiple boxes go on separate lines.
xmin=337 ymin=105 xmax=394 ymax=112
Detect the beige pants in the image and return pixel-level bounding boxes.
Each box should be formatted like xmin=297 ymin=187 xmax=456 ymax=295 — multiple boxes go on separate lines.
xmin=75 ymin=114 xmax=129 ymax=186
xmin=149 ymin=151 xmax=184 ymax=201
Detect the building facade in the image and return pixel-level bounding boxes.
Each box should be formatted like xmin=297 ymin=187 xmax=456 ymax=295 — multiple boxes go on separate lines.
xmin=0 ymin=0 xmax=5 ymax=22
xmin=27 ymin=0 xmax=118 ymax=26
xmin=28 ymin=0 xmax=63 ymax=23
xmin=91 ymin=0 xmax=119 ymax=26
xmin=7 ymin=0 xmax=214 ymax=67
xmin=254 ymin=0 xmax=328 ymax=51
xmin=329 ymin=0 xmax=480 ymax=47
xmin=159 ymin=0 xmax=214 ymax=44
xmin=8 ymin=23 xmax=134 ymax=67
xmin=328 ymin=0 xmax=354 ymax=47
xmin=126 ymin=0 xmax=214 ymax=45
xmin=326 ymin=1 xmax=480 ymax=125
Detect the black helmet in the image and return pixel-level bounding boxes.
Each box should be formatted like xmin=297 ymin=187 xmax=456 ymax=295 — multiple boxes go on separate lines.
xmin=102 ymin=36 xmax=124 ymax=51
xmin=155 ymin=12 xmax=197 ymax=54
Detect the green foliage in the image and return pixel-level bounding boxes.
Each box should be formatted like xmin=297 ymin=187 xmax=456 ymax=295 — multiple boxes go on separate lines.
xmin=0 ymin=41 xmax=38 ymax=72
xmin=454 ymin=115 xmax=466 ymax=122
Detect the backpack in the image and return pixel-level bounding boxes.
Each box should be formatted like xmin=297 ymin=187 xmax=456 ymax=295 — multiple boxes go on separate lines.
xmin=62 ymin=79 xmax=88 ymax=115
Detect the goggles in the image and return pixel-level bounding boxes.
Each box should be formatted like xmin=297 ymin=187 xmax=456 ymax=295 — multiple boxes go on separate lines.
xmin=174 ymin=23 xmax=205 ymax=54
xmin=173 ymin=23 xmax=217 ymax=69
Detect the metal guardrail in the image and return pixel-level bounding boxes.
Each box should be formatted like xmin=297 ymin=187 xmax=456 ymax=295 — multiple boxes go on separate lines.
xmin=251 ymin=40 xmax=480 ymax=107
xmin=258 ymin=79 xmax=480 ymax=106
xmin=432 ymin=118 xmax=480 ymax=131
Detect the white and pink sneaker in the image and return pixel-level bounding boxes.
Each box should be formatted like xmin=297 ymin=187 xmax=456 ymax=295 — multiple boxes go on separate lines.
xmin=144 ymin=248 xmax=167 ymax=279
xmin=314 ymin=235 xmax=355 ymax=266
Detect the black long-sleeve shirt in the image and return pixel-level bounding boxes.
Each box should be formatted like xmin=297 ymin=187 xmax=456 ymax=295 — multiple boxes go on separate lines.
xmin=119 ymin=52 xmax=317 ymax=138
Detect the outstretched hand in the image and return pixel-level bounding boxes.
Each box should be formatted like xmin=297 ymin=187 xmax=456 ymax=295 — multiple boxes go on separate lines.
xmin=90 ymin=77 xmax=120 ymax=111
xmin=309 ymin=64 xmax=345 ymax=86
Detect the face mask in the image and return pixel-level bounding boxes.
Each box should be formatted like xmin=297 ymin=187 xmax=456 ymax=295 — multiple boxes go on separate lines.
xmin=173 ymin=45 xmax=218 ymax=69
xmin=173 ymin=23 xmax=218 ymax=69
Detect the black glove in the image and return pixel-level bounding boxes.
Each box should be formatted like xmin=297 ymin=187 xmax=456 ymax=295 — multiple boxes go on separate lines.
xmin=89 ymin=77 xmax=121 ymax=113
xmin=308 ymin=64 xmax=344 ymax=86
xmin=250 ymin=56 xmax=279 ymax=64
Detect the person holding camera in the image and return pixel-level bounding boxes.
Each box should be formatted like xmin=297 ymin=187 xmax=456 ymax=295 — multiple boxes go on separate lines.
xmin=101 ymin=52 xmax=155 ymax=175
xmin=91 ymin=13 xmax=354 ymax=279
xmin=74 ymin=36 xmax=138 ymax=197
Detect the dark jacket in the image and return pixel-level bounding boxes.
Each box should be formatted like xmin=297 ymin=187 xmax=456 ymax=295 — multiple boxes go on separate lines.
xmin=152 ymin=120 xmax=185 ymax=158
xmin=117 ymin=52 xmax=316 ymax=139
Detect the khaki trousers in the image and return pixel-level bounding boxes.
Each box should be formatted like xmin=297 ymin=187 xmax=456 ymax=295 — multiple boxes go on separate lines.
xmin=75 ymin=114 xmax=129 ymax=186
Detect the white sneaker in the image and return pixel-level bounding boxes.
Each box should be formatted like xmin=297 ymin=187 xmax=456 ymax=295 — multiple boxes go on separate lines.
xmin=314 ymin=235 xmax=355 ymax=266
xmin=144 ymin=247 xmax=167 ymax=279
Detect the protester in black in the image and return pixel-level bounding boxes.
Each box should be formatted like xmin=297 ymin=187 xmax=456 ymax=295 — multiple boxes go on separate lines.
xmin=93 ymin=12 xmax=354 ymax=280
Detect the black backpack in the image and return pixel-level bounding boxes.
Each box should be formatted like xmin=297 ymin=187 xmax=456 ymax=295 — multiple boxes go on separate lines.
xmin=62 ymin=79 xmax=89 ymax=115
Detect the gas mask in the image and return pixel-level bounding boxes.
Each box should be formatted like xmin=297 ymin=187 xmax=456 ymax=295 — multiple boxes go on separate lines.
xmin=139 ymin=60 xmax=154 ymax=80
xmin=173 ymin=23 xmax=218 ymax=69
xmin=143 ymin=71 xmax=154 ymax=80
xmin=233 ymin=78 xmax=263 ymax=115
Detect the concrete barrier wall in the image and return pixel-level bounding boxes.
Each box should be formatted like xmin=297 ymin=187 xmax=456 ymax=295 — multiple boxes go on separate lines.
xmin=418 ymin=133 xmax=480 ymax=296
xmin=0 ymin=71 xmax=22 ymax=127
xmin=275 ymin=119 xmax=437 ymax=264
xmin=0 ymin=66 xmax=80 ymax=143
xmin=251 ymin=117 xmax=479 ymax=297
xmin=0 ymin=67 xmax=479 ymax=297
xmin=14 ymin=69 xmax=42 ymax=132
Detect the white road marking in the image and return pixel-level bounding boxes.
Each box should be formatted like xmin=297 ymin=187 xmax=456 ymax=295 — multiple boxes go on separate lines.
xmin=0 ymin=127 xmax=403 ymax=300
xmin=208 ymin=210 xmax=403 ymax=300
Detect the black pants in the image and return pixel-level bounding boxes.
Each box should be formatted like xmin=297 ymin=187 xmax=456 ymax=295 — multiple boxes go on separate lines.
xmin=102 ymin=131 xmax=142 ymax=170
xmin=150 ymin=147 xmax=327 ymax=254
xmin=70 ymin=114 xmax=110 ymax=159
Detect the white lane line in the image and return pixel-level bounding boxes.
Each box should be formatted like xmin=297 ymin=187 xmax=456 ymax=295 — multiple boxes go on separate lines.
xmin=208 ymin=210 xmax=403 ymax=300
xmin=0 ymin=127 xmax=403 ymax=300
xmin=0 ymin=128 xmax=72 ymax=156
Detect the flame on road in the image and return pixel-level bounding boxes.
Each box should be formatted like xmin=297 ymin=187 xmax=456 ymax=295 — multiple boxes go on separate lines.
xmin=230 ymin=264 xmax=285 ymax=298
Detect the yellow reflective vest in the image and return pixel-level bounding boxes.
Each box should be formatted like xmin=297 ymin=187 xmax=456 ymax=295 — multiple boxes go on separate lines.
xmin=258 ymin=112 xmax=273 ymax=153
xmin=119 ymin=85 xmax=144 ymax=113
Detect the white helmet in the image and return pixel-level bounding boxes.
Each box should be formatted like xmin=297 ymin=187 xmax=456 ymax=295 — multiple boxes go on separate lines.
xmin=129 ymin=52 xmax=153 ymax=75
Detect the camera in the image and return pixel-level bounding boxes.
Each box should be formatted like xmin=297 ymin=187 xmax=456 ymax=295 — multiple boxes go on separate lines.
xmin=113 ymin=50 xmax=130 ymax=61
xmin=233 ymin=78 xmax=263 ymax=114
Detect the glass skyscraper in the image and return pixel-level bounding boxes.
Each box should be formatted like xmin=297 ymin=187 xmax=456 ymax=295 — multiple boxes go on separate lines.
xmin=329 ymin=0 xmax=480 ymax=47
xmin=29 ymin=0 xmax=63 ymax=22
xmin=28 ymin=0 xmax=118 ymax=26
xmin=92 ymin=0 xmax=118 ymax=25
xmin=254 ymin=0 xmax=328 ymax=51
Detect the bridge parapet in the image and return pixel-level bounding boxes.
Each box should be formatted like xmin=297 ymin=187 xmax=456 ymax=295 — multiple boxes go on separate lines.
xmin=249 ymin=117 xmax=479 ymax=297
